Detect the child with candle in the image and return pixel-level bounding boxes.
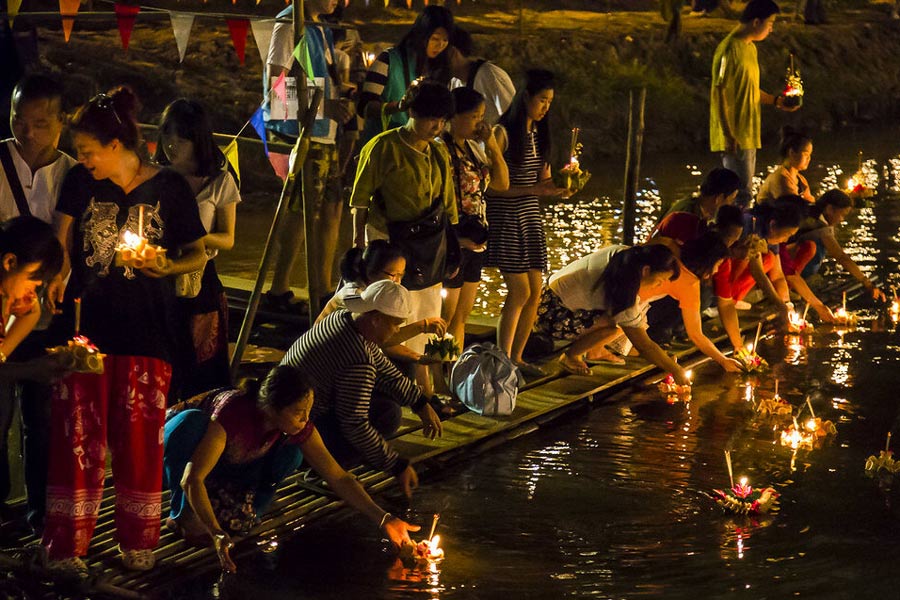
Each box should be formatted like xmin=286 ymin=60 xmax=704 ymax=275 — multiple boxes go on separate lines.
xmin=154 ymin=99 xmax=240 ymax=399
xmin=42 ymin=87 xmax=208 ymax=577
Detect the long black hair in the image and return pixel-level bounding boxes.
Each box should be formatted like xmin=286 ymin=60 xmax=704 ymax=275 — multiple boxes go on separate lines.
xmin=498 ymin=69 xmax=554 ymax=165
xmin=153 ymin=98 xmax=229 ymax=179
xmin=681 ymin=232 xmax=730 ymax=279
xmin=0 ymin=216 xmax=64 ymax=282
xmin=778 ymin=126 xmax=812 ymax=161
xmin=594 ymin=245 xmax=679 ymax=315
xmin=397 ymin=6 xmax=454 ymax=84
xmin=340 ymin=240 xmax=406 ymax=285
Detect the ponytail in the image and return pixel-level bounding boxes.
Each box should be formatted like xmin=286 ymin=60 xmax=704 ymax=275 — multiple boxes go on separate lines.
xmin=595 ymin=245 xmax=678 ymax=315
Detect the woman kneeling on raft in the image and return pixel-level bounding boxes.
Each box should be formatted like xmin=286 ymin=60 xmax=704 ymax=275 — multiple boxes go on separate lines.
xmin=535 ymin=244 xmax=691 ymax=385
xmin=164 ymin=365 xmax=419 ymax=573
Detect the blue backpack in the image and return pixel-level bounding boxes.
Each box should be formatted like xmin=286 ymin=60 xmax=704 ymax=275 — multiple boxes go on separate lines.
xmin=450 ymin=343 xmax=524 ymax=416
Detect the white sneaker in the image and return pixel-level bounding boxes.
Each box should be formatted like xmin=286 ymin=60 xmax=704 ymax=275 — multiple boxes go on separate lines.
xmin=703 ymin=307 xmax=720 ymax=319
xmin=735 ymin=300 xmax=752 ymax=310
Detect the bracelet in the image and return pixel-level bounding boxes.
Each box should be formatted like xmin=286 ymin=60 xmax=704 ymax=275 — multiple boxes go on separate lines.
xmin=379 ymin=512 xmax=393 ymax=529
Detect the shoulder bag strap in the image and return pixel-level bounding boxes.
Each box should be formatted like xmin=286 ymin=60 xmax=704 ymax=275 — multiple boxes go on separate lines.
xmin=0 ymin=142 xmax=31 ymax=217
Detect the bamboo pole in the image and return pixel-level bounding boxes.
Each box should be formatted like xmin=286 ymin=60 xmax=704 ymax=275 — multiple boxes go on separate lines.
xmin=622 ymin=87 xmax=646 ymax=246
xmin=230 ymin=0 xmax=318 ymax=378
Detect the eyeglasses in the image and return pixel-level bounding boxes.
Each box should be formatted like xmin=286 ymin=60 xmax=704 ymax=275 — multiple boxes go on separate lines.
xmin=91 ymin=93 xmax=122 ymax=125
xmin=381 ymin=270 xmax=404 ymax=282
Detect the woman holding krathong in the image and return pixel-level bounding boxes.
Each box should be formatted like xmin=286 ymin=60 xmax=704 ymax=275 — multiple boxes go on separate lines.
xmin=793 ymin=189 xmax=885 ymax=301
xmin=154 ymin=99 xmax=240 ymax=399
xmin=485 ymin=69 xmax=568 ymax=377
xmin=42 ymin=88 xmax=207 ymax=577
xmin=163 ymin=365 xmax=419 ymax=573
xmin=441 ymin=87 xmax=509 ymax=344
xmin=534 ymin=244 xmax=689 ymax=383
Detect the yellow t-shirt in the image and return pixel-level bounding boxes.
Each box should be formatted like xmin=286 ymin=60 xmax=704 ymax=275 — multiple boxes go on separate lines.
xmin=709 ymin=30 xmax=761 ymax=152
xmin=349 ymin=129 xmax=458 ymax=234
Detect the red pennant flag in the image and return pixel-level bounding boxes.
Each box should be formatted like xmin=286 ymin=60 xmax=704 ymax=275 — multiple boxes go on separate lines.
xmin=268 ymin=152 xmax=290 ymax=181
xmin=114 ymin=3 xmax=140 ymax=50
xmin=59 ymin=0 xmax=81 ymax=43
xmin=226 ymin=19 xmax=250 ymax=66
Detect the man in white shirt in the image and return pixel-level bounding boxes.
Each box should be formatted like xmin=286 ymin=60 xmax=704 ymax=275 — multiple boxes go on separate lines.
xmin=447 ymin=28 xmax=515 ymax=125
xmin=0 ymin=73 xmax=75 ymax=535
xmin=0 ymin=74 xmax=75 ymax=222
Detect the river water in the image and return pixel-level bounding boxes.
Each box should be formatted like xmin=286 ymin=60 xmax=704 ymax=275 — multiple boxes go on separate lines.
xmin=188 ymin=135 xmax=900 ymax=599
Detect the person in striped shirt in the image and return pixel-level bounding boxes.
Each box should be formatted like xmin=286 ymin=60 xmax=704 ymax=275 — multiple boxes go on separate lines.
xmin=280 ymin=280 xmax=442 ymax=498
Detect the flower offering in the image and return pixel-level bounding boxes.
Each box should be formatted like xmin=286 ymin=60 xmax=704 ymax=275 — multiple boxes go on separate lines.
xmin=845 ymin=151 xmax=875 ymax=200
xmin=787 ymin=308 xmax=813 ymax=334
xmin=781 ymin=54 xmax=803 ymax=108
xmin=115 ymin=229 xmax=166 ymax=270
xmin=552 ymin=127 xmax=591 ymax=194
xmin=47 ymin=335 xmax=105 ymax=374
xmin=657 ymin=372 xmax=691 ymax=403
xmin=736 ymin=345 xmax=768 ymax=373
xmin=713 ymin=476 xmax=780 ymax=516
xmin=865 ymin=433 xmax=900 ymax=477
xmin=399 ymin=535 xmax=445 ymax=567
xmin=804 ymin=417 xmax=836 ymax=440
xmin=424 ymin=333 xmax=461 ymax=362
xmin=757 ymin=394 xmax=792 ymax=418
xmin=833 ymin=292 xmax=858 ymax=327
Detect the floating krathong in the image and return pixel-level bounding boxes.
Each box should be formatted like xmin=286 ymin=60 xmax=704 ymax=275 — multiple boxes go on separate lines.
xmin=865 ymin=433 xmax=900 ymax=477
xmin=780 ymin=423 xmax=815 ymax=450
xmin=399 ymin=535 xmax=445 ymax=567
xmin=804 ymin=416 xmax=836 ymax=439
xmin=736 ymin=345 xmax=768 ymax=373
xmin=781 ymin=54 xmax=804 ymax=108
xmin=552 ymin=127 xmax=591 ymax=194
xmin=424 ymin=333 xmax=460 ymax=362
xmin=787 ymin=305 xmax=813 ymax=334
xmin=657 ymin=371 xmax=692 ymax=403
xmin=713 ymin=452 xmax=779 ymax=516
xmin=833 ymin=292 xmax=858 ymax=327
xmin=756 ymin=391 xmax=792 ymax=418
xmin=888 ymin=295 xmax=899 ymax=323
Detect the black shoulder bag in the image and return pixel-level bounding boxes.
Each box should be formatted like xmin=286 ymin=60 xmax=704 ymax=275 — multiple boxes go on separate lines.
xmin=0 ymin=142 xmax=32 ymax=217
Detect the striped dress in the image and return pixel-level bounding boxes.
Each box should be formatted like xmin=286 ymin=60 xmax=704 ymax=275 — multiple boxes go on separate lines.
xmin=485 ymin=130 xmax=548 ymax=273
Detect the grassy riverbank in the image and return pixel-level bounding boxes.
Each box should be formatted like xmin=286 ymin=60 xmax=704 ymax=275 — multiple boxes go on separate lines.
xmin=17 ymin=0 xmax=900 ymax=191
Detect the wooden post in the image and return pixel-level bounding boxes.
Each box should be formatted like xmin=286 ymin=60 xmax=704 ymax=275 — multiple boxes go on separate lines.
xmin=621 ymin=87 xmax=646 ymax=246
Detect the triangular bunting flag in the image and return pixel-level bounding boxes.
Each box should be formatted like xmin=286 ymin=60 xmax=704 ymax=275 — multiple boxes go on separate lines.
xmin=291 ymin=35 xmax=315 ymax=79
xmin=268 ymin=152 xmax=290 ymax=181
xmin=222 ymin=139 xmax=241 ymax=183
xmin=170 ymin=12 xmax=194 ymax=63
xmin=250 ymin=18 xmax=276 ymax=66
xmin=272 ymin=72 xmax=287 ymax=120
xmin=114 ymin=3 xmax=140 ymax=51
xmin=59 ymin=0 xmax=81 ymax=43
xmin=226 ymin=19 xmax=250 ymax=66
xmin=8 ymin=0 xmax=23 ymax=25
xmin=249 ymin=108 xmax=268 ymax=156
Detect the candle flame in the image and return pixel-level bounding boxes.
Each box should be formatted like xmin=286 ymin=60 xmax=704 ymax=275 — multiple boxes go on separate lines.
xmin=806 ymin=418 xmax=818 ymax=432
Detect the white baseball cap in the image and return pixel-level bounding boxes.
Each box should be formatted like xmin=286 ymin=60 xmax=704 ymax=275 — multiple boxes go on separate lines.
xmin=343 ymin=279 xmax=412 ymax=320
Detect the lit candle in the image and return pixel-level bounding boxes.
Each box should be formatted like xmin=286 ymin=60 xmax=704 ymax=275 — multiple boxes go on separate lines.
xmin=753 ymin=321 xmax=762 ymax=351
xmin=74 ymin=297 xmax=82 ymax=335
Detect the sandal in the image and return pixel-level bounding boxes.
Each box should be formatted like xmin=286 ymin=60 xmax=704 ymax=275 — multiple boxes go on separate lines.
xmin=46 ymin=556 xmax=89 ymax=581
xmin=120 ymin=547 xmax=156 ymax=571
xmin=514 ymin=361 xmax=546 ymax=378
xmin=584 ymin=349 xmax=626 ymax=365
xmin=557 ymin=354 xmax=593 ymax=376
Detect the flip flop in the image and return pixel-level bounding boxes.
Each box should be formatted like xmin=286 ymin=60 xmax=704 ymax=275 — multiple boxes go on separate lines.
xmin=583 ymin=349 xmax=626 ymax=365
xmin=557 ymin=354 xmax=593 ymax=375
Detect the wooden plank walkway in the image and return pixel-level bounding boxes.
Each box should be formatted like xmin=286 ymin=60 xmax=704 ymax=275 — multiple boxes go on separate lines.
xmin=0 ymin=278 xmax=871 ymax=598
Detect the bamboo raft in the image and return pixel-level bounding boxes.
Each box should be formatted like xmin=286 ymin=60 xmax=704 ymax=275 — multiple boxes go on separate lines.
xmin=0 ymin=278 xmax=873 ymax=598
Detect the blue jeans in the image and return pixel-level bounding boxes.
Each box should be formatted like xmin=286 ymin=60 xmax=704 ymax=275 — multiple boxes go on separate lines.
xmin=722 ymin=147 xmax=757 ymax=208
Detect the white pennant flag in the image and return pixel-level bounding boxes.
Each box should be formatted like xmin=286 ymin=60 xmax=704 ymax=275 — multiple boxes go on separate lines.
xmin=170 ymin=12 xmax=195 ymax=63
xmin=250 ymin=19 xmax=276 ymax=66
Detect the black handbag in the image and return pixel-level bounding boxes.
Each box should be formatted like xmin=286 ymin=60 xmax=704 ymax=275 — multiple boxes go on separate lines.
xmin=387 ymin=198 xmax=450 ymax=291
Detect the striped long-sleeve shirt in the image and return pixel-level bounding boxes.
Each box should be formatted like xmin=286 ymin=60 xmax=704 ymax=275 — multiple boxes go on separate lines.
xmin=280 ymin=310 xmax=426 ymax=474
